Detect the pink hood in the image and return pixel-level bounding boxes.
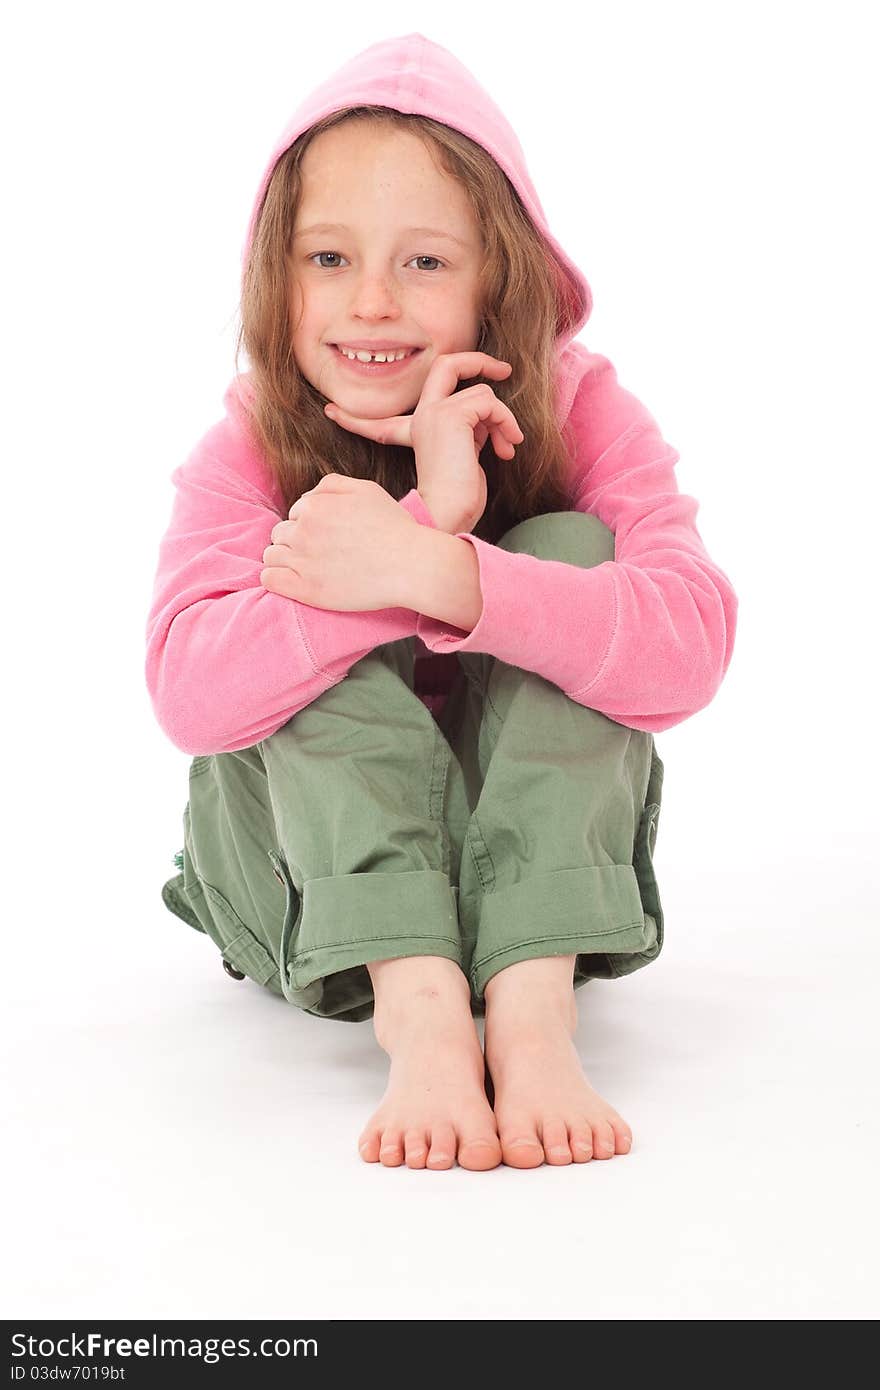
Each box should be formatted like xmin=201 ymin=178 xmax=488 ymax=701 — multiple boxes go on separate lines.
xmin=242 ymin=31 xmax=591 ymax=341
xmin=225 ymin=30 xmax=593 ymax=429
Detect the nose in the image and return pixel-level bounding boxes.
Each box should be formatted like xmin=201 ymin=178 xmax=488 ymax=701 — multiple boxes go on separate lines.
xmin=349 ymin=268 xmax=403 ymax=320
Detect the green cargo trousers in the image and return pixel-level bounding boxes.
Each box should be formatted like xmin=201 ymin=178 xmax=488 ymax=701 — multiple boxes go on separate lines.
xmin=161 ymin=510 xmax=665 ymax=1023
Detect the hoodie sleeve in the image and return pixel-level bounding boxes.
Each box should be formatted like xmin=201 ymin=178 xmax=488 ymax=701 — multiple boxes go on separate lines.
xmin=415 ymin=350 xmax=738 ymax=732
xmin=145 ymin=423 xmax=438 ymax=756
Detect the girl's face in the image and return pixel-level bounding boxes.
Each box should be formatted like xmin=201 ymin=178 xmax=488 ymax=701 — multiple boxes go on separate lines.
xmin=288 ymin=123 xmax=484 ymax=417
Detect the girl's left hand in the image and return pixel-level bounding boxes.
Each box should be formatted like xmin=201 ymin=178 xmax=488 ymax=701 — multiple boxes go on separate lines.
xmin=260 ymin=474 xmax=420 ymax=611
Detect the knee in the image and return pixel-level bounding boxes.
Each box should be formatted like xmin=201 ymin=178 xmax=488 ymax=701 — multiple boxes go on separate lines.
xmin=496 ymin=510 xmax=614 ymax=568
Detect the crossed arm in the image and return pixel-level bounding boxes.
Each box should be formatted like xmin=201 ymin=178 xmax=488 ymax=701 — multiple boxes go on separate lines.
xmin=402 ymin=528 xmax=484 ymax=635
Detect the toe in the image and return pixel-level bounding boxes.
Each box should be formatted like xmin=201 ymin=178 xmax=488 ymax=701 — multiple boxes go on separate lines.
xmin=612 ymin=1120 xmax=633 ymax=1155
xmin=378 ymin=1131 xmax=405 ymax=1167
xmin=404 ymin=1129 xmax=429 ymax=1169
xmin=498 ymin=1118 xmax=544 ymax=1168
xmin=540 ymin=1117 xmax=572 ymax=1165
xmin=357 ymin=1130 xmax=381 ymax=1163
xmin=457 ymin=1131 xmax=503 ymax=1171
xmin=569 ymin=1122 xmax=593 ymax=1163
xmin=592 ymin=1121 xmax=616 ymax=1160
xmin=426 ymin=1125 xmax=457 ymax=1169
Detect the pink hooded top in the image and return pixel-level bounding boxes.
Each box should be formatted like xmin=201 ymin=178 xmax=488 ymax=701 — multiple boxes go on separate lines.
xmin=145 ymin=31 xmax=738 ymax=757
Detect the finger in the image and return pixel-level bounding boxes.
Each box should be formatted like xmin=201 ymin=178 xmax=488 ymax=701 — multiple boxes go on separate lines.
xmin=454 ymin=385 xmax=524 ymax=447
xmin=490 ymin=428 xmax=516 ymax=460
xmin=262 ymin=543 xmax=297 ymax=566
xmin=484 ymin=421 xmax=516 ymax=459
xmin=324 ymin=403 xmax=411 ymax=447
xmin=505 ymin=409 xmax=525 ymax=443
xmin=306 ymin=473 xmax=371 ymax=492
xmin=482 ymin=412 xmax=523 ymax=456
xmin=469 ymin=385 xmax=524 ymax=439
xmin=260 ymin=566 xmax=301 ymax=598
xmin=483 ymin=392 xmax=525 ymax=445
xmin=418 ymin=353 xmax=512 ymax=407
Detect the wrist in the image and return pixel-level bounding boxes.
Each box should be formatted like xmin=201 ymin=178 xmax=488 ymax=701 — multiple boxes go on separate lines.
xmin=417 ymin=490 xmax=469 ymax=534
xmin=400 ymin=529 xmax=484 ymax=633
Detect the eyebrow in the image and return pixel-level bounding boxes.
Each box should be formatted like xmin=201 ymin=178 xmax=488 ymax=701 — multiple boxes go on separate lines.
xmin=293 ymin=222 xmax=469 ymax=247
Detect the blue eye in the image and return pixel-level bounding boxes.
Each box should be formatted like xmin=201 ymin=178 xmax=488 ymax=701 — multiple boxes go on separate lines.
xmin=307 ymin=252 xmax=444 ymax=271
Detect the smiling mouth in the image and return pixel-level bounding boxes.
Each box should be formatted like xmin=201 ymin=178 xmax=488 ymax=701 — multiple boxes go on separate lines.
xmin=329 ymin=350 xmax=425 ymax=383
xmin=330 ymin=344 xmax=424 ymax=371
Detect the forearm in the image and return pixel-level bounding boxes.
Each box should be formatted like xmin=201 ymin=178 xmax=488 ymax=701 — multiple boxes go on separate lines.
xmin=401 ymin=526 xmax=484 ymax=634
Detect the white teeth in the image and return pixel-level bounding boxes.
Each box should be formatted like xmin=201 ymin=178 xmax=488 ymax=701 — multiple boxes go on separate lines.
xmin=336 ymin=345 xmax=413 ymax=363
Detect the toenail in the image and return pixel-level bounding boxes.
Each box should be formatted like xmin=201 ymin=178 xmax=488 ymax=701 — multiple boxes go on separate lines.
xmin=510 ymin=1138 xmax=542 ymax=1148
xmin=429 ymin=1152 xmax=451 ymax=1163
xmin=602 ymin=1139 xmax=614 ymax=1151
xmin=550 ymin=1145 xmax=569 ymax=1156
xmin=620 ymin=1136 xmax=631 ymax=1150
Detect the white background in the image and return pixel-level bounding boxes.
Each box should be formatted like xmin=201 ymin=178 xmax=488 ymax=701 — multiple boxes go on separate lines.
xmin=3 ymin=0 xmax=878 ymax=1321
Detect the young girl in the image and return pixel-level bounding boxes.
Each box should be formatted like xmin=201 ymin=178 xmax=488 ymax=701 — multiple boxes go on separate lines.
xmin=146 ymin=32 xmax=738 ymax=1172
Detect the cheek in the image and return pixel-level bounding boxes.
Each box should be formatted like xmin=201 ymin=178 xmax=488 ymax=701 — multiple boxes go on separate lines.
xmin=431 ymin=296 xmax=482 ymax=349
xmin=287 ymin=281 xmax=307 ymax=335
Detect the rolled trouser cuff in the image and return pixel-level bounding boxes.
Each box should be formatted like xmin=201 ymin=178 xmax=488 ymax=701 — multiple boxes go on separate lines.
xmin=287 ymin=869 xmax=463 ymax=992
xmin=469 ymin=863 xmax=658 ymax=998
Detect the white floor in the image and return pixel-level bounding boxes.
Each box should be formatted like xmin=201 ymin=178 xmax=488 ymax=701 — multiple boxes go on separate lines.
xmin=5 ymin=853 xmax=877 ymax=1321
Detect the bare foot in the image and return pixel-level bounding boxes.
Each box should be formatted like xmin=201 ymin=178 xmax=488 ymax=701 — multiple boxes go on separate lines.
xmin=358 ymin=960 xmax=502 ymax=1171
xmin=484 ymin=972 xmax=633 ymax=1168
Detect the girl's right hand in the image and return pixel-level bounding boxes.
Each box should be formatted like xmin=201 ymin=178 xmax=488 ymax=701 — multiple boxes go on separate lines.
xmin=323 ymin=352 xmax=524 ymax=535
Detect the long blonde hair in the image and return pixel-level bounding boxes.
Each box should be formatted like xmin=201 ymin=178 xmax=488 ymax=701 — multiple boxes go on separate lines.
xmin=235 ymin=104 xmax=581 ymax=542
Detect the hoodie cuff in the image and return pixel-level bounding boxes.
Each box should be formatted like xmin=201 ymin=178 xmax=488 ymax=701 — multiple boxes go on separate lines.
xmin=414 ymin=532 xmax=616 ymax=691
xmin=400 ymin=487 xmax=439 ymax=528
